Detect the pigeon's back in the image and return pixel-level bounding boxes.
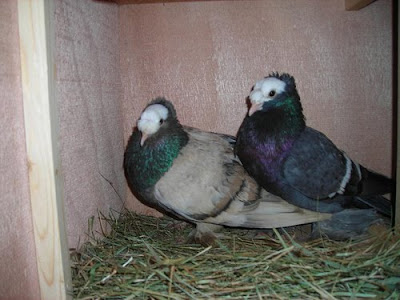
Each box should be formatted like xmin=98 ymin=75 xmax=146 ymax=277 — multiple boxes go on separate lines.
xmin=152 ymin=127 xmax=245 ymax=220
xmin=153 ymin=127 xmax=330 ymax=228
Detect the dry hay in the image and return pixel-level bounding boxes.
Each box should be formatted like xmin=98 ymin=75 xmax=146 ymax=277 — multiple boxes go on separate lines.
xmin=71 ymin=210 xmax=400 ymax=299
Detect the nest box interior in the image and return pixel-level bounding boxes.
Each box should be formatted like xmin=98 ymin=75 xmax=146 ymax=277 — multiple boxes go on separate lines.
xmin=0 ymin=0 xmax=395 ymax=298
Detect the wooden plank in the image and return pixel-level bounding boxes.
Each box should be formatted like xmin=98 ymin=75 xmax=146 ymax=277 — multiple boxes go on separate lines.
xmin=107 ymin=0 xmax=374 ymax=7
xmin=105 ymin=0 xmax=232 ymax=4
xmin=396 ymin=3 xmax=400 ymax=229
xmin=17 ymin=0 xmax=72 ymax=299
xmin=345 ymin=0 xmax=376 ymax=10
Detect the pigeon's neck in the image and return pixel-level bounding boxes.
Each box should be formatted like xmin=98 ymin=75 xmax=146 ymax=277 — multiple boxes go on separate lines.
xmin=127 ymin=128 xmax=189 ymax=191
xmin=275 ymin=96 xmax=305 ymax=138
xmin=250 ymin=97 xmax=305 ymax=157
xmin=262 ymin=97 xmax=304 ymax=141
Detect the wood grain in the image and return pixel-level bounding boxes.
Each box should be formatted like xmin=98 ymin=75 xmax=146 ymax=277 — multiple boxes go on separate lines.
xmin=345 ymin=0 xmax=376 ymax=10
xmin=17 ymin=0 xmax=72 ymax=298
xmin=397 ymin=4 xmax=400 ymax=229
xmin=104 ymin=0 xmax=231 ymax=4
xmin=109 ymin=0 xmax=375 ymax=8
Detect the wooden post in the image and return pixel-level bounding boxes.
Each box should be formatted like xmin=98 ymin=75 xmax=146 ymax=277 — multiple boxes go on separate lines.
xmin=396 ymin=3 xmax=400 ymax=229
xmin=345 ymin=0 xmax=376 ymax=10
xmin=17 ymin=0 xmax=72 ymax=299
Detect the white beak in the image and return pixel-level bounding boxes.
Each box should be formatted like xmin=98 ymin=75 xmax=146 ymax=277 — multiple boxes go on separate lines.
xmin=140 ymin=133 xmax=148 ymax=146
xmin=248 ymin=102 xmax=262 ymax=116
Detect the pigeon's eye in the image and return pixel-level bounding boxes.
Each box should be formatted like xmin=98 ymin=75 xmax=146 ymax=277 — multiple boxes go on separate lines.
xmin=159 ymin=119 xmax=164 ymax=125
xmin=269 ymin=90 xmax=276 ymax=97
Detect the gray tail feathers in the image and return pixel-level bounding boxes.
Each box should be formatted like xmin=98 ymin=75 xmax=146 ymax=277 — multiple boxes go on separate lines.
xmin=352 ymin=195 xmax=392 ymax=217
xmin=360 ymin=167 xmax=394 ymax=196
xmin=312 ymin=209 xmax=381 ymax=240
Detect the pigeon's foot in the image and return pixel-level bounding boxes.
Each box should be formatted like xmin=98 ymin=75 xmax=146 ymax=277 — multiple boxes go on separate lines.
xmin=311 ymin=209 xmax=383 ymax=240
xmin=187 ymin=223 xmax=224 ymax=246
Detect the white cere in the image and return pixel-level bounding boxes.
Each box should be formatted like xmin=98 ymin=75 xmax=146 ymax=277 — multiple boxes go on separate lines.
xmin=137 ymin=104 xmax=169 ymax=135
xmin=249 ymin=77 xmax=286 ymax=104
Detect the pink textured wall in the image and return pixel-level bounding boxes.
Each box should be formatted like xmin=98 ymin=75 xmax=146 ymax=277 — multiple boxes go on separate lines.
xmin=55 ymin=0 xmax=125 ymax=247
xmin=0 ymin=1 xmax=40 ymax=298
xmin=0 ymin=2 xmax=393 ymax=292
xmin=120 ymin=0 xmax=393 ymax=214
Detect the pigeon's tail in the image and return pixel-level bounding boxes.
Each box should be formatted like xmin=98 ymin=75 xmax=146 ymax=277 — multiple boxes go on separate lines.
xmin=312 ymin=209 xmax=382 ymax=240
xmin=352 ymin=195 xmax=392 ymax=217
xmin=236 ymin=193 xmax=331 ymax=229
xmin=359 ymin=167 xmax=394 ymax=196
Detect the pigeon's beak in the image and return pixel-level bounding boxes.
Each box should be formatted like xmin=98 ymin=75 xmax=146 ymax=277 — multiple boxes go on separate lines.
xmin=140 ymin=133 xmax=148 ymax=146
xmin=248 ymin=102 xmax=262 ymax=117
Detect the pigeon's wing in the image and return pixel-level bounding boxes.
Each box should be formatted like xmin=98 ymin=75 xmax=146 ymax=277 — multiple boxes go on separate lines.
xmin=206 ymin=187 xmax=331 ymax=229
xmin=283 ymin=127 xmax=352 ymax=199
xmin=154 ymin=127 xmax=330 ymax=228
xmin=209 ymin=130 xmax=236 ymax=147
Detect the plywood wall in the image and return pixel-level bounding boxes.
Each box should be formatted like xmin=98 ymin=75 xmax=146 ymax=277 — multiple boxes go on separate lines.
xmin=0 ymin=0 xmax=40 ymax=298
xmin=120 ymin=0 xmax=393 ymax=214
xmin=54 ymin=0 xmax=125 ymax=247
xmin=0 ymin=2 xmax=394 ymax=295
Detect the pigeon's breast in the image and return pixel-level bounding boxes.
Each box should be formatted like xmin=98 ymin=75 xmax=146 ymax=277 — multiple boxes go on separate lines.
xmin=152 ymin=135 xmax=231 ymax=221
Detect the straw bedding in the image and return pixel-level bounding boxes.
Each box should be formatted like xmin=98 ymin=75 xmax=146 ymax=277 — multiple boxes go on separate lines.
xmin=71 ymin=210 xmax=400 ymax=299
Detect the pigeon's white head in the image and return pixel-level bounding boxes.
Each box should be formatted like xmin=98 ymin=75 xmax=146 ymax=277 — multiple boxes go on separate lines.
xmin=138 ymin=103 xmax=169 ymax=146
xmin=248 ymin=76 xmax=286 ymax=116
